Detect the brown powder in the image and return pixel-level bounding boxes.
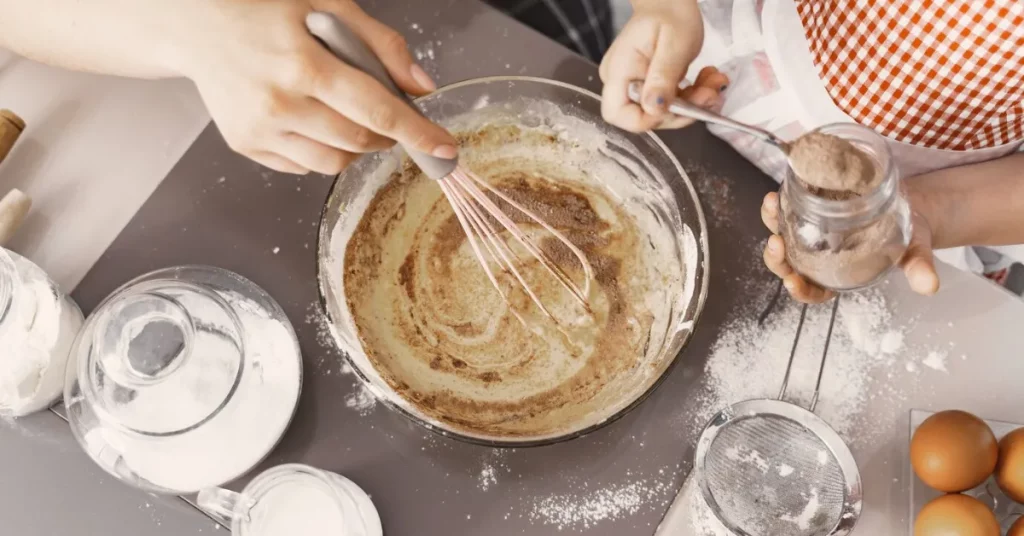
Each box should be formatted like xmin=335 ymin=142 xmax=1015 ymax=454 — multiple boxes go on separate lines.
xmin=781 ymin=132 xmax=909 ymax=289
xmin=788 ymin=132 xmax=879 ymax=195
xmin=780 ymin=183 xmax=908 ymax=290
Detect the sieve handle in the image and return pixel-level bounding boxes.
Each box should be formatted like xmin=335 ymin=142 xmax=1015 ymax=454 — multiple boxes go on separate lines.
xmin=777 ymin=304 xmax=807 ymax=401
xmin=305 ymin=12 xmax=458 ymax=180
xmin=777 ymin=296 xmax=841 ymax=412
xmin=810 ymin=296 xmax=841 ymax=412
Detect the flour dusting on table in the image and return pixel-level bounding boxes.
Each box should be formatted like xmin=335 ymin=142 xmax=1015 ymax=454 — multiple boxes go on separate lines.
xmin=529 ymin=477 xmax=675 ymax=531
xmin=683 ymin=287 xmax=933 ymax=444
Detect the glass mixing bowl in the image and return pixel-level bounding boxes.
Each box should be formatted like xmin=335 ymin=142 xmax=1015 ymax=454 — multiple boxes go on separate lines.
xmin=317 ymin=77 xmax=708 ymax=446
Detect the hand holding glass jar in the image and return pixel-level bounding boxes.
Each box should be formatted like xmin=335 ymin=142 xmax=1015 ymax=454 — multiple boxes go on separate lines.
xmin=760 ymin=124 xmax=940 ymax=304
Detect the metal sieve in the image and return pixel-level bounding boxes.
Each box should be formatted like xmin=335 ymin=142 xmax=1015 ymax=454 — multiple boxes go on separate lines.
xmin=694 ymin=297 xmax=862 ymax=536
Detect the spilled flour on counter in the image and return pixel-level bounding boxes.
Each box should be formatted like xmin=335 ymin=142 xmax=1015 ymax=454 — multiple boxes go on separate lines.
xmin=683 ymin=288 xmax=928 ymax=445
xmin=304 ymin=303 xmax=379 ymax=415
xmin=923 ymin=351 xmax=948 ymax=373
xmin=529 ymin=477 xmax=675 ymax=531
xmin=339 ymin=363 xmax=377 ymax=416
xmin=478 ymin=464 xmax=497 ymax=491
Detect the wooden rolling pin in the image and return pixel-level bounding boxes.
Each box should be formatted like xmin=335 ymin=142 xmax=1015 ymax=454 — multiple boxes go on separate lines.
xmin=0 ymin=109 xmax=31 ymax=246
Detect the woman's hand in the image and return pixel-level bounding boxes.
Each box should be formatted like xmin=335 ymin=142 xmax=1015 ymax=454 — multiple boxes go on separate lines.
xmin=598 ymin=0 xmax=727 ymax=132
xmin=760 ymin=186 xmax=941 ymax=303
xmin=171 ymin=0 xmax=456 ymax=175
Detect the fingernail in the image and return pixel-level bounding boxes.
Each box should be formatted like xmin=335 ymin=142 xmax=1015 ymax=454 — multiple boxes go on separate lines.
xmin=645 ymin=94 xmax=667 ymax=111
xmin=783 ymin=279 xmax=795 ymax=291
xmin=410 ymin=64 xmax=437 ymax=92
xmin=432 ymin=144 xmax=458 ymax=159
xmin=767 ymin=240 xmax=778 ymax=253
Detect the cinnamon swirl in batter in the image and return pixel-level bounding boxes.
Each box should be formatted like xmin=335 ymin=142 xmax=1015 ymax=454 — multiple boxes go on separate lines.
xmin=343 ymin=123 xmax=686 ymax=438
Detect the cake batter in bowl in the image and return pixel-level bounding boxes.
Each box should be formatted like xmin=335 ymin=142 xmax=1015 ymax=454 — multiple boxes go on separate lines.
xmin=317 ymin=77 xmax=708 ymax=446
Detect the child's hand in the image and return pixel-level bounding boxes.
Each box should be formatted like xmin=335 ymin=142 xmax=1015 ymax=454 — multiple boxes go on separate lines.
xmin=599 ymin=0 xmax=726 ymax=132
xmin=760 ymin=188 xmax=941 ymax=303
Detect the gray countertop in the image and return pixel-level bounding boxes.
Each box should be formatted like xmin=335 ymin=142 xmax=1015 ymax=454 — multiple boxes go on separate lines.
xmin=67 ymin=2 xmax=776 ymax=534
xmin=6 ymin=1 xmax=1023 ymax=535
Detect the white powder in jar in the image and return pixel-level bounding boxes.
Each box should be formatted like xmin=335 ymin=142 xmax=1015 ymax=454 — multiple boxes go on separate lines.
xmin=83 ymin=290 xmax=301 ymax=493
xmin=248 ymin=480 xmax=348 ymax=536
xmin=0 ymin=251 xmax=83 ymax=417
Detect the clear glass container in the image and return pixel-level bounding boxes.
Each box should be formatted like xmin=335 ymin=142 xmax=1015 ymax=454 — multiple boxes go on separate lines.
xmin=779 ymin=123 xmax=913 ymax=291
xmin=317 ymin=77 xmax=709 ymax=445
xmin=64 ymin=265 xmax=302 ymax=494
xmin=198 ymin=463 xmax=382 ymax=536
xmin=0 ymin=247 xmax=84 ymax=416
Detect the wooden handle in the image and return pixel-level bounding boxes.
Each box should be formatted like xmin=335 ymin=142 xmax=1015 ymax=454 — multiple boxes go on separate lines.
xmin=0 ymin=109 xmax=25 ymax=165
xmin=0 ymin=189 xmax=31 ymax=246
xmin=0 ymin=111 xmax=29 ymax=244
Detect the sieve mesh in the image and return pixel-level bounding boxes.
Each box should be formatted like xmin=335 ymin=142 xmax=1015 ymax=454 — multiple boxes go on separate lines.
xmin=703 ymin=414 xmax=848 ymax=536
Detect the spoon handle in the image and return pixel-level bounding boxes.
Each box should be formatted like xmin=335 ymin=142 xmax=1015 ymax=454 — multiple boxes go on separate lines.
xmin=627 ymin=82 xmax=786 ymax=148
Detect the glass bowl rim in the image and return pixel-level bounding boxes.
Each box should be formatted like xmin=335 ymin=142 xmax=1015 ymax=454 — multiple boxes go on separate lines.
xmin=315 ymin=75 xmax=711 ymax=447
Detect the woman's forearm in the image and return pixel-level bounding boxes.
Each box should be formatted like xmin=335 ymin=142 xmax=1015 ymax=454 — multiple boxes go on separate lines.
xmin=0 ymin=0 xmax=181 ymax=78
xmin=909 ymin=152 xmax=1024 ymax=249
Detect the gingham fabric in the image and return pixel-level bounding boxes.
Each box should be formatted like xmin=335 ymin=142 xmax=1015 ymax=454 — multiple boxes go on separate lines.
xmin=797 ymin=0 xmax=1024 ymax=151
xmin=487 ymin=0 xmax=612 ymax=61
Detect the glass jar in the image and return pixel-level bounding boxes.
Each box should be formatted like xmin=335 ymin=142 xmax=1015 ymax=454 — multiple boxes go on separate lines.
xmin=779 ymin=123 xmax=912 ymax=291
xmin=198 ymin=463 xmax=383 ymax=536
xmin=0 ymin=247 xmax=84 ymax=416
xmin=64 ymin=266 xmax=302 ymax=494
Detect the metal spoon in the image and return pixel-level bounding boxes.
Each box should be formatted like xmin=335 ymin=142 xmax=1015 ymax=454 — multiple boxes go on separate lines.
xmin=627 ymin=81 xmax=790 ymax=151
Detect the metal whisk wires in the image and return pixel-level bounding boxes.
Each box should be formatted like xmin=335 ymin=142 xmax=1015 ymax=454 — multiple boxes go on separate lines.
xmin=438 ymin=166 xmax=595 ymax=325
xmin=306 ymin=13 xmax=596 ymax=326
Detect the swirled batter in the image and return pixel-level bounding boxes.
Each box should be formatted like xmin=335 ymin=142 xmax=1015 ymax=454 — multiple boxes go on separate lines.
xmin=344 ymin=124 xmax=682 ymax=438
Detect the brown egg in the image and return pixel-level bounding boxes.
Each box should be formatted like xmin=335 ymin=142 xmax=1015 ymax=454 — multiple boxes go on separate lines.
xmin=1009 ymin=516 xmax=1024 ymax=536
xmin=997 ymin=428 xmax=1024 ymax=502
xmin=911 ymin=410 xmax=998 ymax=492
xmin=914 ymin=494 xmax=999 ymax=536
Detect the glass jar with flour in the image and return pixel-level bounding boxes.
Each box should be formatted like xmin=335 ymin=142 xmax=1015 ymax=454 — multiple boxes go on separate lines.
xmin=63 ymin=265 xmax=303 ymax=494
xmin=198 ymin=463 xmax=383 ymax=536
xmin=0 ymin=248 xmax=84 ymax=416
xmin=779 ymin=123 xmax=913 ymax=291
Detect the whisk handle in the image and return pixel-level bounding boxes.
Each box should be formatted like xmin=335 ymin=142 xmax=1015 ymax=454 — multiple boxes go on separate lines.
xmin=306 ymin=12 xmax=458 ymax=179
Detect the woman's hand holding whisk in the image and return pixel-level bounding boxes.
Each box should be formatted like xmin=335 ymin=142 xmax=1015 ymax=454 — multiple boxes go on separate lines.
xmin=0 ymin=0 xmax=458 ymax=176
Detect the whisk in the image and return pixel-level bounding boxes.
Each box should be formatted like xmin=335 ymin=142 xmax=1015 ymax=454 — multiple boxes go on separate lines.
xmin=307 ymin=12 xmax=593 ymax=324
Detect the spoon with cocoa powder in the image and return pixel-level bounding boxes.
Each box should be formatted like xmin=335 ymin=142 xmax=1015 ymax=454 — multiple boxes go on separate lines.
xmin=627 ymin=82 xmax=878 ymax=195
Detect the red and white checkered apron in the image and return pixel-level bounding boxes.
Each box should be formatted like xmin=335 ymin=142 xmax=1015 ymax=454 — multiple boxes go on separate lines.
xmin=797 ymin=0 xmax=1024 ymax=151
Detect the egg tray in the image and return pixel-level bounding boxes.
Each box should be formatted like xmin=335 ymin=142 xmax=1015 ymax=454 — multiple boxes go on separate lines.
xmin=909 ymin=409 xmax=1024 ymax=534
